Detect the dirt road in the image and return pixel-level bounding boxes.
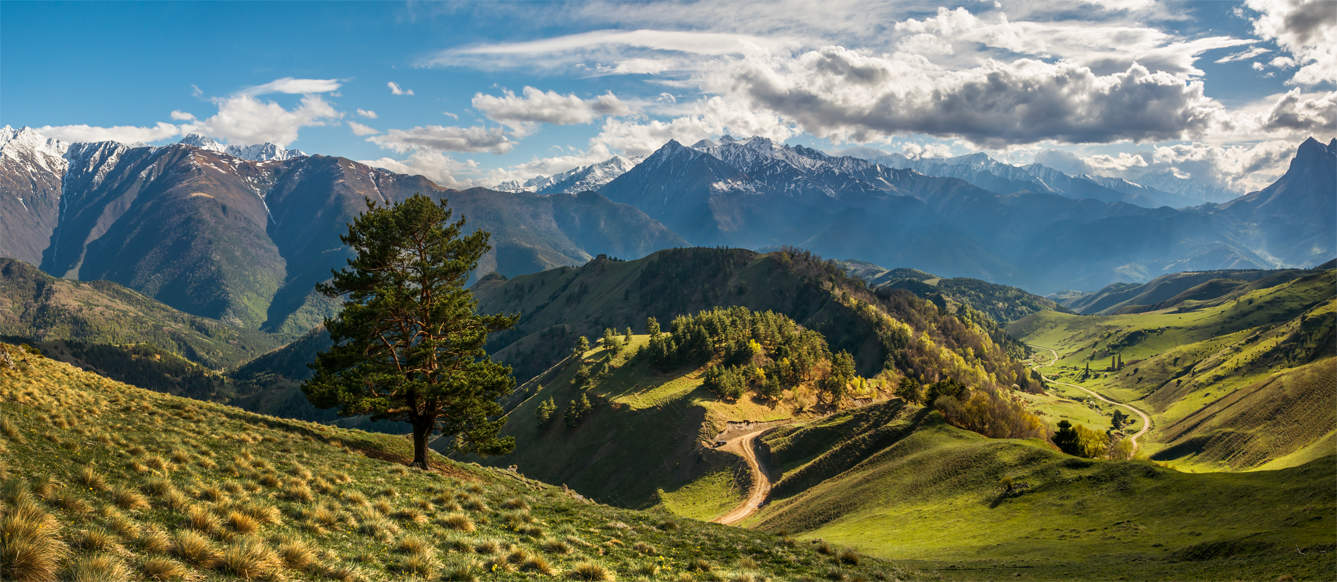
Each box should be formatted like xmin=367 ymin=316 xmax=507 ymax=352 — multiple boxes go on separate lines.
xmin=1029 ymin=345 xmax=1153 ymax=450
xmin=711 ymin=421 xmax=784 ymax=525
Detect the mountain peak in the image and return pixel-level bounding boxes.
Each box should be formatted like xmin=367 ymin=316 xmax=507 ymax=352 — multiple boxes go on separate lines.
xmin=176 ymin=134 xmax=305 ymax=162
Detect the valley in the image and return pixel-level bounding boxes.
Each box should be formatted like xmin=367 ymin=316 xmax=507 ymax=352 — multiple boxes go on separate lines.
xmin=1 ymin=128 xmax=1333 ymax=581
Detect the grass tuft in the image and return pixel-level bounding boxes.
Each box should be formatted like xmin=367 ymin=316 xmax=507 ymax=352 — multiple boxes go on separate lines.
xmin=440 ymin=512 xmax=475 ymax=532
xmin=171 ymin=530 xmax=218 ymax=568
xmin=0 ymin=498 xmax=68 ymax=582
xmin=64 ymin=553 xmax=132 ymax=582
xmin=141 ymin=555 xmax=193 ymax=581
xmin=218 ymin=536 xmax=284 ymax=581
xmin=567 ymin=561 xmax=616 ymax=581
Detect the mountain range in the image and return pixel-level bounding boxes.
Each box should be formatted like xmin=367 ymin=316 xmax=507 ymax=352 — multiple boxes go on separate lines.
xmin=1 ymin=126 xmax=1332 ymax=331
xmin=594 ymin=135 xmax=1335 ymax=293
xmin=0 ymin=127 xmax=681 ymax=334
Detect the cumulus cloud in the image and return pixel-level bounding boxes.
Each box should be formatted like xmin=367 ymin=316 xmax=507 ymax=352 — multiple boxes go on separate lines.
xmin=36 ymin=122 xmax=182 ymax=145
xmin=362 ymin=150 xmax=479 ymax=188
xmin=190 ymin=94 xmax=340 ymax=146
xmin=170 ymin=110 xmax=196 ymax=121
xmin=368 ymin=125 xmax=513 ymax=154
xmin=472 ymin=87 xmax=632 ymax=134
xmin=238 ymin=77 xmax=341 ymax=96
xmin=1244 ymin=0 xmax=1337 ymax=85
xmin=387 ymin=81 xmax=414 ymax=95
xmin=1262 ymin=89 xmax=1337 ymax=133
xmin=356 ymin=108 xmax=378 ymax=119
xmin=721 ymin=48 xmax=1226 ymax=146
xmin=348 ymin=121 xmax=380 ymax=136
xmin=592 ymin=95 xmax=798 ymax=156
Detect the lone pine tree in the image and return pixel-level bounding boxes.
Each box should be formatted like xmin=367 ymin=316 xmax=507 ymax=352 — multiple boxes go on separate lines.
xmin=304 ymin=194 xmax=517 ymax=469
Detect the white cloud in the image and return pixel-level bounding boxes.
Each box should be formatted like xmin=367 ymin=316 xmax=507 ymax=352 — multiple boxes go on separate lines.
xmin=592 ymin=95 xmax=798 ymax=156
xmin=1262 ymin=88 xmax=1337 ymax=134
xmin=356 ymin=108 xmax=378 ymax=119
xmin=36 ymin=122 xmax=182 ymax=145
xmin=387 ymin=81 xmax=414 ymax=96
xmin=363 ymin=150 xmax=479 ymax=188
xmin=1214 ymin=46 xmax=1271 ymax=63
xmin=191 ymin=94 xmax=340 ymax=146
xmin=472 ymin=87 xmax=633 ymax=134
xmin=721 ymin=48 xmax=1227 ymax=146
xmin=238 ymin=77 xmax=342 ymax=96
xmin=348 ymin=121 xmax=380 ymax=136
xmin=1243 ymin=0 xmax=1337 ymax=85
xmin=368 ymin=124 xmax=512 ymax=154
xmin=170 ymin=110 xmax=196 ymax=121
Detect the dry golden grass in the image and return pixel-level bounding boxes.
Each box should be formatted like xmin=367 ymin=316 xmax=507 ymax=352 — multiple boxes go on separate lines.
xmin=0 ymin=496 xmax=68 ymax=582
xmin=112 ymin=485 xmax=151 ymax=512
xmin=171 ymin=530 xmax=218 ymax=568
xmin=140 ymin=555 xmax=194 ymax=581
xmin=567 ymin=561 xmax=616 ymax=581
xmin=440 ymin=512 xmax=475 ymax=532
xmin=226 ymin=510 xmax=261 ymax=534
xmin=63 ymin=552 xmax=132 ymax=582
xmin=219 ymin=536 xmax=284 ymax=581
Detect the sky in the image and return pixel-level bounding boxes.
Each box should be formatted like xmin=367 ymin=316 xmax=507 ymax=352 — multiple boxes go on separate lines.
xmin=2 ymin=0 xmax=1334 ymax=196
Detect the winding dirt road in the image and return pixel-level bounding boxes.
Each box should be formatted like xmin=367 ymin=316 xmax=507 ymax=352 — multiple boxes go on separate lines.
xmin=1029 ymin=345 xmax=1152 ymax=450
xmin=711 ymin=421 xmax=783 ymax=525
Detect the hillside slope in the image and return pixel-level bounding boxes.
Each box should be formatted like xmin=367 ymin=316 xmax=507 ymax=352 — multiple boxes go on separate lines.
xmin=0 ymin=343 xmax=905 ymax=581
xmin=1010 ymin=266 xmax=1337 ymax=470
xmin=473 ymin=247 xmax=1039 ymax=387
xmin=748 ymin=411 xmax=1334 ymax=580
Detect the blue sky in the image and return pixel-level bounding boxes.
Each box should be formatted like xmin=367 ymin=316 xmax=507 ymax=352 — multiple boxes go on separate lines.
xmin=2 ymin=1 xmax=1333 ymax=195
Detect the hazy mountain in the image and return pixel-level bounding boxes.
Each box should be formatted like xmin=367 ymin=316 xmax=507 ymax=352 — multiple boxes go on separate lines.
xmin=600 ymin=136 xmax=1335 ymax=294
xmin=873 ymin=150 xmax=1201 ymax=208
xmin=0 ymin=128 xmax=684 ymax=335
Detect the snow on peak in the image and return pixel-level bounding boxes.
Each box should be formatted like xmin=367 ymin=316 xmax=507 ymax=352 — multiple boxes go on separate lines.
xmin=177 ymin=134 xmax=305 ymax=162
xmin=500 ymin=155 xmax=641 ymax=194
xmin=0 ymin=126 xmax=70 ymax=175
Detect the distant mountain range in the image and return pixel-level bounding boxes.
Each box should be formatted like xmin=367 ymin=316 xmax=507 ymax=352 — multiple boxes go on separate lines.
xmin=0 ymin=127 xmax=682 ymax=334
xmin=592 ymin=135 xmax=1334 ymax=293
xmin=2 ymin=126 xmax=1332 ymax=327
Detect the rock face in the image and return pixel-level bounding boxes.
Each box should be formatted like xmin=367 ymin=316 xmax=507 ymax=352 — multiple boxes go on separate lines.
xmin=0 ymin=128 xmax=684 ymax=335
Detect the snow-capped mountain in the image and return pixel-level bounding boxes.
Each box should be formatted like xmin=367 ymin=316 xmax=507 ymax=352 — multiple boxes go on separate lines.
xmin=497 ymin=155 xmax=640 ymax=195
xmin=178 ymin=133 xmax=305 ymax=162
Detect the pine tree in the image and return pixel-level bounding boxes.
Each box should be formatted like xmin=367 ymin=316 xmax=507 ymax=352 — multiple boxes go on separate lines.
xmin=303 ymin=194 xmax=517 ymax=469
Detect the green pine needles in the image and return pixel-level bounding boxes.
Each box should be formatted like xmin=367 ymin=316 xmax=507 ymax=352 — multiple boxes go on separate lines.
xmin=304 ymin=194 xmax=517 ymax=468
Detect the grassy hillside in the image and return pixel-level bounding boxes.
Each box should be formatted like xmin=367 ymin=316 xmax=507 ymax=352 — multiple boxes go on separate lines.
xmin=1010 ymin=267 xmax=1337 ymax=470
xmin=0 ymin=258 xmax=284 ymax=370
xmin=749 ymin=412 xmax=1335 ymax=580
xmin=473 ymin=247 xmax=1040 ymax=391
xmin=837 ymin=259 xmax=1064 ymax=324
xmin=471 ymin=293 xmax=1046 ymax=513
xmin=0 ymin=343 xmax=906 ymax=581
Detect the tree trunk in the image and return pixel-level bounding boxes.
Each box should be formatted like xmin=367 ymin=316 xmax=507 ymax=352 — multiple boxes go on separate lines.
xmin=410 ymin=415 xmax=434 ymax=469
